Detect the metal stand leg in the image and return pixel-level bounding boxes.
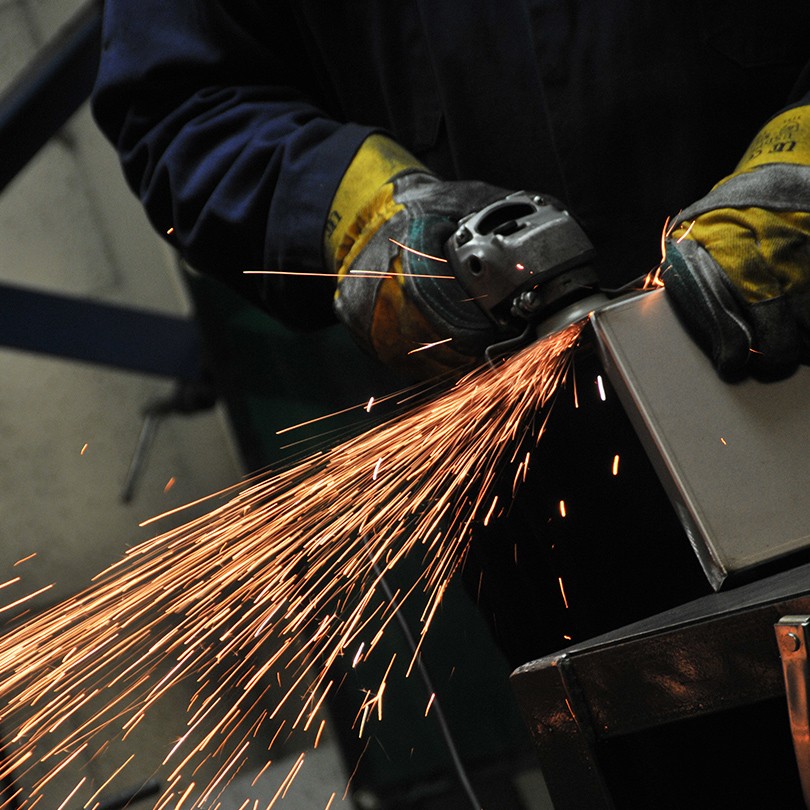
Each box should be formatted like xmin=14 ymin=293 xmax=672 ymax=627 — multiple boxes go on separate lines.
xmin=121 ymin=377 xmax=217 ymax=503
xmin=775 ymin=615 xmax=810 ymax=809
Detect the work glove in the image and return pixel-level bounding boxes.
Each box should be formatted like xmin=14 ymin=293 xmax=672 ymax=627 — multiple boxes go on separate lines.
xmin=662 ymin=106 xmax=810 ymax=379
xmin=324 ymin=134 xmax=508 ymax=378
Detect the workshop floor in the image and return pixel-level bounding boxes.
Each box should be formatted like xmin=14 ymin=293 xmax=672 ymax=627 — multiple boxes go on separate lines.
xmin=0 ymin=2 xmax=555 ymax=809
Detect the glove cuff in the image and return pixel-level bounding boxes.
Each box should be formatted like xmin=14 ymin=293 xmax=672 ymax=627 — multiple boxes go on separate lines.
xmin=664 ymin=239 xmax=753 ymax=377
xmin=733 ymin=105 xmax=810 ymax=174
xmin=676 ymin=163 xmax=810 ymax=222
xmin=324 ymin=134 xmax=429 ymax=273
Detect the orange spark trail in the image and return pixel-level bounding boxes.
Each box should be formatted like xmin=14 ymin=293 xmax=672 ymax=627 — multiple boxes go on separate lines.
xmin=242 ymin=269 xmax=456 ymax=280
xmin=387 ymin=238 xmax=449 ymax=263
xmin=407 ymin=338 xmax=454 ymax=355
xmin=0 ymin=322 xmax=583 ymax=808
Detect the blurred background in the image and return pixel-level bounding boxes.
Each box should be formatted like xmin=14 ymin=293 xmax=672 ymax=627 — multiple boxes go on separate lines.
xmin=0 ymin=1 xmax=553 ymax=807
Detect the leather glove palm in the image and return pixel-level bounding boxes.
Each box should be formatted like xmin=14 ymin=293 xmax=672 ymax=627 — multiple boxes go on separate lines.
xmin=663 ymin=106 xmax=810 ymax=379
xmin=325 ymin=135 xmax=507 ymax=378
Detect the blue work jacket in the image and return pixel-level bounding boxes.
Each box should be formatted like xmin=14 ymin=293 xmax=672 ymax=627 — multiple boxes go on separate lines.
xmin=92 ymin=0 xmax=810 ymax=328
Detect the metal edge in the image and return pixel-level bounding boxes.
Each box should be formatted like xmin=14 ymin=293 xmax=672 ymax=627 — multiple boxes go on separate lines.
xmin=588 ymin=292 xmax=728 ymax=590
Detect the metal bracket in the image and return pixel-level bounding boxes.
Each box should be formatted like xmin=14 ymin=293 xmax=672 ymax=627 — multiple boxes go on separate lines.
xmin=775 ymin=615 xmax=810 ymax=808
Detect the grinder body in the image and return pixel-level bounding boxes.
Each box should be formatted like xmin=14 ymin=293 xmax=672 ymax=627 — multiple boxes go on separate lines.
xmin=444 ymin=191 xmax=605 ymax=341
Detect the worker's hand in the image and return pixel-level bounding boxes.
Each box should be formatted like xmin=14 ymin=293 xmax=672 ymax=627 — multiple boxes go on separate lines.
xmin=662 ymin=106 xmax=810 ymax=379
xmin=324 ymin=135 xmax=508 ymax=378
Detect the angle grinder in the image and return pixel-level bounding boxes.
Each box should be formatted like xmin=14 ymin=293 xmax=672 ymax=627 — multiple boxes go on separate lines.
xmin=444 ymin=191 xmax=642 ymax=361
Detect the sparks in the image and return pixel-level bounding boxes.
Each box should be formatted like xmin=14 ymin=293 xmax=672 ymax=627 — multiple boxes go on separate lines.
xmin=596 ymin=374 xmax=606 ymax=402
xmin=372 ymin=458 xmax=383 ymax=481
xmin=388 ymin=238 xmax=449 ymax=264
xmin=559 ymin=499 xmax=567 ymax=518
xmin=407 ymin=338 xmax=454 ymax=355
xmin=612 ymin=454 xmax=620 ymax=476
xmin=243 ymin=268 xmax=456 ymax=280
xmin=80 ymin=443 xmax=89 ymax=456
xmin=313 ymin=719 xmax=327 ymax=750
xmin=424 ymin=693 xmax=436 ymax=717
xmin=558 ymin=577 xmax=569 ymax=609
xmin=164 ymin=476 xmax=177 ymax=493
xmin=277 ymin=377 xmax=443 ymax=436
xmin=659 ymin=214 xmax=672 ymax=268
xmin=720 ymin=437 xmax=728 ymax=446
xmin=0 ymin=583 xmax=53 ymax=614
xmin=483 ymin=495 xmax=499 ymax=527
xmin=0 ymin=321 xmax=584 ymax=808
xmin=650 ymin=215 xmax=695 ymax=290
xmin=675 ymin=220 xmax=695 ymax=243
xmin=275 ymin=399 xmax=373 ymax=436
xmin=642 ymin=265 xmax=666 ymax=290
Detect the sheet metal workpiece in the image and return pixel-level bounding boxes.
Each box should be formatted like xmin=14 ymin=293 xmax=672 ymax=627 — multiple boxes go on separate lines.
xmin=589 ymin=288 xmax=810 ymax=590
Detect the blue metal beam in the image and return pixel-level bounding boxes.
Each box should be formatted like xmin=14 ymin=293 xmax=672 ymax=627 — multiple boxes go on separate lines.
xmin=0 ymin=281 xmax=203 ymax=380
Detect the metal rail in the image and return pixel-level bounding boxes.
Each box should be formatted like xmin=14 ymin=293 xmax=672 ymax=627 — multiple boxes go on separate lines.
xmin=0 ymin=0 xmax=102 ymax=194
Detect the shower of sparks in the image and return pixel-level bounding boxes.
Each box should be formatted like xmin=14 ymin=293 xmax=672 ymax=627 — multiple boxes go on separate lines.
xmin=0 ymin=322 xmax=583 ymax=809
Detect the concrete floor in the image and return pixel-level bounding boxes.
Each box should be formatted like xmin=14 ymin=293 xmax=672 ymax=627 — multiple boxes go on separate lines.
xmin=0 ymin=2 xmax=556 ymax=809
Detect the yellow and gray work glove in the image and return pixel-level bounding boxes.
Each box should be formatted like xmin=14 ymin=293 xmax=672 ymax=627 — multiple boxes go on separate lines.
xmin=325 ymin=135 xmax=508 ymax=378
xmin=663 ymin=106 xmax=810 ymax=379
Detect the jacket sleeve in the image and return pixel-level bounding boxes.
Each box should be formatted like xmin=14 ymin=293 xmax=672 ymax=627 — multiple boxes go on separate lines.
xmin=91 ymin=0 xmax=374 ymax=328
